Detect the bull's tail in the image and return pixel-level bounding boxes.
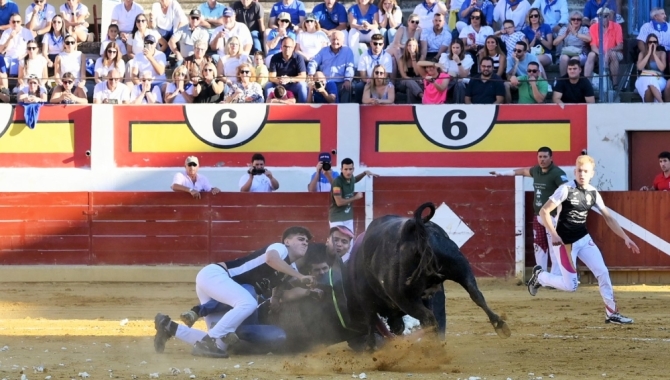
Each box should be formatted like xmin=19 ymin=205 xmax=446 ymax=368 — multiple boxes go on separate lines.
xmin=401 ymin=202 xmax=439 ymax=285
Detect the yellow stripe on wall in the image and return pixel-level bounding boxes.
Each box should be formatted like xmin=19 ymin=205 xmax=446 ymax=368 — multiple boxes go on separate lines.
xmin=0 ymin=122 xmax=74 ymax=153
xmin=131 ymin=122 xmax=321 ymax=152
xmin=378 ymin=122 xmax=571 ymax=152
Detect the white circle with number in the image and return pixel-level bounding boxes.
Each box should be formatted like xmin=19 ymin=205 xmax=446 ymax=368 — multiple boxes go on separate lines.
xmin=412 ymin=105 xmax=499 ymax=150
xmin=183 ymin=104 xmax=269 ymax=149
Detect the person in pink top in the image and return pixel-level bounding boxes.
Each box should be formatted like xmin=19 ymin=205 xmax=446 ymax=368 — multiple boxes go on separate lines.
xmin=584 ymin=9 xmax=623 ymax=81
xmin=415 ymin=60 xmax=449 ymax=104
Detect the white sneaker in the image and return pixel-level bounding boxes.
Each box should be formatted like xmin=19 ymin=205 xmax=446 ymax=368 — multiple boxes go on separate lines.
xmin=605 ymin=312 xmax=633 ymax=324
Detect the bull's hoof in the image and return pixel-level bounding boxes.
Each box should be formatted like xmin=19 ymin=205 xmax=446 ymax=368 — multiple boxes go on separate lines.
xmin=493 ymin=320 xmax=511 ymax=338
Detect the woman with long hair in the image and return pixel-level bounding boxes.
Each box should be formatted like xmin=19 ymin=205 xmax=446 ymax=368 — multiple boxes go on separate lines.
xmin=362 ymin=64 xmax=395 ymax=104
xmin=94 ymin=41 xmax=125 ymax=84
xmin=387 ymin=13 xmax=422 ymax=59
xmin=378 ymin=0 xmax=402 ymax=46
xmin=127 ymin=13 xmax=162 ymax=59
xmin=521 ymin=8 xmax=553 ymax=67
xmin=223 ymin=63 xmax=264 ymax=103
xmin=18 ymin=75 xmax=48 ymax=103
xmin=459 ymin=9 xmax=494 ymax=65
xmin=60 ymin=0 xmax=90 ymax=42
xmin=477 ymin=35 xmax=506 ymax=78
xmin=636 ymin=33 xmax=666 ymax=103
xmin=50 ymin=72 xmax=88 ymax=104
xmin=396 ymin=38 xmax=422 ymax=102
xmin=553 ymin=10 xmax=590 ymax=76
xmin=295 ymin=15 xmax=329 ymax=62
xmin=217 ymin=36 xmax=251 ymax=84
xmin=19 ymin=40 xmax=48 ymax=88
xmin=53 ymin=34 xmax=86 ymax=89
xmin=165 ymin=66 xmax=195 ymax=104
xmin=438 ymin=39 xmax=472 ymax=103
xmin=42 ymin=15 xmax=66 ymax=69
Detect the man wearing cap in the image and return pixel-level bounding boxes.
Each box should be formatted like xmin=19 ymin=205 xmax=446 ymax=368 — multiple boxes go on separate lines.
xmin=131 ymin=34 xmax=167 ymax=85
xmin=308 ymin=152 xmax=340 ymax=192
xmin=171 ymin=156 xmax=221 ymax=199
xmin=268 ymin=0 xmax=306 ymax=32
xmin=210 ymin=7 xmax=253 ymax=58
xmin=232 ymin=0 xmax=265 ymax=54
xmin=311 ymin=0 xmax=348 ymax=42
xmin=93 ymin=69 xmax=130 ymax=104
xmin=266 ymin=36 xmax=307 ymax=103
xmin=169 ymin=9 xmax=210 ymax=66
xmin=308 ymin=31 xmax=355 ymax=103
xmin=198 ymin=0 xmax=225 ymax=35
xmin=329 ymin=158 xmax=378 ymax=234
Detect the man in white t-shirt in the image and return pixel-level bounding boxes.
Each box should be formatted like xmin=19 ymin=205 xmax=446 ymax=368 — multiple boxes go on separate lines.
xmin=25 ymin=0 xmax=57 ymax=38
xmin=131 ymin=34 xmax=167 ymax=83
xmin=93 ymin=69 xmax=130 ymax=104
xmin=130 ymin=70 xmax=163 ymax=104
xmin=111 ymin=0 xmax=144 ymax=41
xmin=239 ymin=153 xmax=280 ymax=192
xmin=210 ymin=7 xmax=253 ymax=58
xmin=354 ymin=33 xmax=393 ymax=103
xmin=0 ymin=13 xmax=34 ymax=79
xmin=171 ymin=156 xmax=220 ymax=198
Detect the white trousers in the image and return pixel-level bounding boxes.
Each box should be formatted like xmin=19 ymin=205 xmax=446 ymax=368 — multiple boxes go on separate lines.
xmin=537 ymin=234 xmax=618 ymax=316
xmin=329 ymin=220 xmax=355 ymax=262
xmin=534 ymin=215 xmax=562 ymax=276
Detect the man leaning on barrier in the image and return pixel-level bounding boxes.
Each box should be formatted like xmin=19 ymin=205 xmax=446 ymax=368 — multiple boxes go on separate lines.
xmin=171 ymin=156 xmax=221 ymax=199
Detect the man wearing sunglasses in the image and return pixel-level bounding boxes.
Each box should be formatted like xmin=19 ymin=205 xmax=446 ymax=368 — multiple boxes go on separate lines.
xmin=0 ymin=0 xmax=19 ymax=31
xmin=505 ymin=40 xmax=541 ymax=102
xmin=456 ymin=0 xmax=494 ymax=33
xmin=0 ymin=13 xmax=34 ymax=86
xmin=25 ymin=0 xmax=56 ymax=38
xmin=355 ymin=33 xmax=393 ymax=103
xmin=171 ymin=156 xmax=220 ymax=198
xmin=93 ymin=69 xmax=130 ymax=104
xmin=130 ymin=70 xmax=163 ymax=104
xmin=169 ymin=9 xmax=209 ymax=67
xmin=508 ymin=61 xmax=547 ymax=103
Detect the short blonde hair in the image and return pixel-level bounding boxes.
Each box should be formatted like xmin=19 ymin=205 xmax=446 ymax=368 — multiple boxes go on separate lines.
xmin=237 ymin=63 xmax=257 ymax=82
xmin=575 ymin=155 xmax=595 ymax=168
xmin=172 ymin=65 xmax=188 ymax=81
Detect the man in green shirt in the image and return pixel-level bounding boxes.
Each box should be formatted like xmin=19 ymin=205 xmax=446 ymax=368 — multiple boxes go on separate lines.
xmin=509 ymin=62 xmax=548 ymax=104
xmin=329 ymin=158 xmax=378 ymax=235
xmin=490 ymin=147 xmax=568 ymax=275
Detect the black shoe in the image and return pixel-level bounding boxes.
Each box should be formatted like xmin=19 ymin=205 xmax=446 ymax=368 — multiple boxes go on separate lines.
xmin=192 ymin=336 xmax=229 ymax=358
xmin=527 ymin=265 xmax=543 ymax=296
xmin=153 ymin=313 xmax=173 ymax=353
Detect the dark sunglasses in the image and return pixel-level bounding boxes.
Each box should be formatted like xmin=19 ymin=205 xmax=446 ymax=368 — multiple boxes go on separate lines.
xmin=374 ymin=71 xmax=385 ymax=75
xmin=187 ymin=163 xmax=198 ymax=167
xmin=470 ymin=16 xmax=481 ymax=20
xmin=107 ymin=49 xmax=117 ymax=53
xmin=409 ymin=20 xmax=419 ymax=24
xmin=64 ymin=40 xmax=76 ymax=45
xmin=35 ymin=0 xmax=45 ymax=3
xmin=514 ymin=48 xmax=524 ymax=53
xmin=240 ymin=70 xmax=250 ymax=74
xmin=136 ymin=19 xmax=147 ymax=23
xmin=63 ymin=80 xmax=73 ymax=84
xmin=203 ymin=68 xmax=214 ymax=72
xmin=108 ymin=78 xmax=120 ymax=81
xmin=27 ymin=46 xmax=38 ymax=50
xmin=279 ymin=19 xmax=290 ymax=23
xmin=141 ymin=78 xmax=152 ymax=82
xmin=305 ymin=20 xmax=315 ymax=23
xmin=649 ymin=40 xmax=658 ymax=44
xmin=529 ymin=14 xmax=540 ymax=18
xmin=372 ymin=42 xmax=384 ymax=46
xmin=527 ymin=69 xmax=538 ymax=73
xmin=570 ymin=18 xmax=581 ymax=21
xmin=191 ymin=16 xmax=200 ymax=20
xmin=11 ymin=20 xmax=21 ymax=24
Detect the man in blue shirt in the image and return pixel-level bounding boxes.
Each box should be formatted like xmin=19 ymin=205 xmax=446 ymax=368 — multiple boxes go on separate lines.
xmin=308 ymin=152 xmax=340 ymax=192
xmin=582 ymin=0 xmax=619 ymax=24
xmin=266 ymin=36 xmax=308 ymax=102
xmin=311 ymin=0 xmax=348 ymax=42
xmin=198 ymin=0 xmax=225 ymax=35
xmin=308 ymin=31 xmax=354 ymax=102
xmin=0 ymin=0 xmax=19 ymax=30
xmin=308 ymin=71 xmax=338 ymax=103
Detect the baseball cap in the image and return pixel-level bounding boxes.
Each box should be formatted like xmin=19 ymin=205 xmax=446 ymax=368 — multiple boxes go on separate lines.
xmin=189 ymin=9 xmax=201 ymax=17
xmin=143 ymin=34 xmax=156 ymax=44
xmin=185 ymin=156 xmax=199 ymax=166
xmin=318 ymin=152 xmax=331 ymax=163
xmin=223 ymin=7 xmax=235 ymax=17
xmin=277 ymin=12 xmax=291 ymax=22
xmin=305 ymin=13 xmax=316 ymax=21
xmin=330 ymin=225 xmax=354 ymax=239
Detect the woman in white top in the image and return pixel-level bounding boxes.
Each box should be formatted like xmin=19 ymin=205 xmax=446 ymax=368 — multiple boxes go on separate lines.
xmin=18 ymin=75 xmax=48 ymax=103
xmin=127 ymin=13 xmax=162 ymax=59
xmin=295 ymin=16 xmax=329 ymax=62
xmin=54 ymin=34 xmax=86 ymax=89
xmin=387 ymin=13 xmax=422 ymax=59
xmin=164 ymin=66 xmax=195 ymax=104
xmin=362 ymin=64 xmax=395 ymax=104
xmin=459 ymin=9 xmax=494 ymax=66
xmin=42 ymin=15 xmax=66 ymax=68
xmin=95 ymin=41 xmax=125 ymax=84
xmin=19 ymin=40 xmax=48 ymax=88
xmin=216 ymin=36 xmax=251 ymax=85
xmin=378 ymin=0 xmax=402 ymax=46
xmin=60 ymin=0 xmax=90 ymax=42
xmin=150 ymin=0 xmax=186 ymax=52
xmin=223 ymin=63 xmax=264 ymax=103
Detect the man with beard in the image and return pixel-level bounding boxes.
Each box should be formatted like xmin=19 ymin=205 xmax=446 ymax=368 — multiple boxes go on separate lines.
xmin=465 ymin=56 xmax=504 ymax=103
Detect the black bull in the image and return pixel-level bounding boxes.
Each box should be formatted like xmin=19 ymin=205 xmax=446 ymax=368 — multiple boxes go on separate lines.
xmin=267 ymin=202 xmax=511 ymax=350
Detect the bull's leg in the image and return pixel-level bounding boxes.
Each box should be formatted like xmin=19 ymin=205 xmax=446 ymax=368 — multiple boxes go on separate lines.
xmin=456 ymin=274 xmax=511 ymax=338
xmin=429 ymin=283 xmax=446 ymax=340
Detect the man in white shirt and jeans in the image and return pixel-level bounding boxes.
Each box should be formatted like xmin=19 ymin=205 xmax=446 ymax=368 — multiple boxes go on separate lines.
xmin=171 ymin=156 xmax=220 ymax=198
xmin=239 ymin=153 xmax=280 ymax=192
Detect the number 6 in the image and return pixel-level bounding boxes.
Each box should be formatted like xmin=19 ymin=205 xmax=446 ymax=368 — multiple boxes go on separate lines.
xmin=442 ymin=109 xmax=468 ymax=140
xmin=212 ymin=109 xmax=238 ymax=139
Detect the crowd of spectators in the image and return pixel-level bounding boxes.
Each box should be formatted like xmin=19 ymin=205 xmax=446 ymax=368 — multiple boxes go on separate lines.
xmin=0 ymin=0 xmax=659 ymax=105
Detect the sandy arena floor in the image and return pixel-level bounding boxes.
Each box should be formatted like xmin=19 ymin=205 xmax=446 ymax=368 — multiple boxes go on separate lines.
xmin=1 ymin=279 xmax=669 ymax=380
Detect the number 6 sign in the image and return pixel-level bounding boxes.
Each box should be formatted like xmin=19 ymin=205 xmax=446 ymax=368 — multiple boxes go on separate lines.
xmin=183 ymin=105 xmax=269 ymax=149
xmin=413 ymin=105 xmax=498 ymax=149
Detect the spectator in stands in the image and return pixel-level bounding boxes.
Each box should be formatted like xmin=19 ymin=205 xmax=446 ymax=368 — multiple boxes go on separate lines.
xmin=264 ymin=12 xmax=296 ymax=66
xmin=439 ymin=39 xmax=473 ymax=102
xmin=296 ymin=14 xmax=329 ymax=63
xmin=219 ymin=36 xmax=251 ymax=83
xmin=0 ymin=13 xmax=34 ymax=84
xmin=150 ymin=0 xmax=186 ymax=51
xmin=460 ymin=9 xmax=494 ymax=69
xmin=637 ymin=8 xmax=670 ymax=62
xmin=496 ymin=19 xmax=526 ymax=57
xmin=94 ymin=41 xmax=125 ymax=84
xmin=17 ymin=74 xmax=46 ymax=102
xmin=355 ymin=33 xmax=393 ymax=102
xmin=553 ymin=10 xmax=590 ymax=76
xmin=308 ymin=152 xmax=339 ymax=192
xmin=457 ymin=0 xmax=494 ymax=34
xmin=198 ymin=0 xmax=224 ymax=35
xmin=396 ymin=38 xmax=422 ymax=101
xmin=100 ymin=24 xmax=128 ymax=60
xmin=552 ymin=58 xmax=595 ymax=104
xmin=413 ymin=0 xmax=447 ymax=31
xmin=0 ymin=0 xmax=19 ymax=31
xmin=130 ymin=70 xmax=163 ymax=104
xmin=25 ymin=0 xmax=57 ymax=39
xmin=42 ymin=15 xmax=65 ymax=68
xmin=307 ymin=70 xmax=338 ymax=103
xmin=268 ymin=0 xmax=306 ymax=33
xmin=169 ymin=9 xmax=210 ymax=67
xmin=127 ymin=13 xmax=162 ymax=59
xmin=54 ymin=34 xmax=85 ymax=88
xmin=415 ymin=60 xmax=449 ymax=103
xmin=165 ymin=65 xmax=195 ymax=103
xmin=493 ymin=0 xmax=531 ymax=31
xmin=311 ymin=0 xmax=348 ymax=43
xmin=18 ymin=39 xmax=47 ymax=88
xmin=60 ymin=0 xmax=89 ymax=42
xmin=386 ymin=13 xmax=421 ymax=59
xmin=506 ymin=41 xmax=540 ymax=78
xmin=239 ymin=153 xmax=280 ymax=192
xmin=465 ymin=56 xmax=504 ymax=103
xmin=223 ymin=62 xmax=264 ymax=103
xmin=111 ymin=0 xmax=144 ymax=43
xmin=253 ymin=51 xmax=268 ymax=86
xmin=50 ymin=71 xmax=87 ymax=103
xmin=477 ymin=35 xmax=506 ymax=77
xmin=347 ymin=0 xmax=380 ymax=50
xmin=582 ymin=0 xmax=620 ymax=25
xmin=509 ymin=61 xmax=547 ymax=103
xmin=362 ymin=63 xmax=395 ymax=104
xmin=584 ymin=8 xmax=622 ymax=82
xmin=522 ymin=8 xmax=553 ymax=68
xmin=93 ymin=69 xmax=130 ymax=103
xmin=266 ymin=36 xmax=307 ymax=103
xmin=172 ymin=156 xmax=221 ymax=198
xmin=194 ymin=61 xmax=225 ymax=103
xmin=420 ymin=12 xmax=451 ymax=61
xmin=448 ymin=0 xmax=465 ymax=31
xmin=378 ymin=0 xmax=402 ymax=46
xmin=308 ymin=30 xmax=354 ymax=103
xmin=210 ymin=8 xmax=253 ymax=59
xmin=636 ymin=34 xmax=666 ymax=103
xmin=266 ymin=83 xmax=295 ymax=103
xmin=231 ymin=0 xmax=265 ymax=54
xmin=531 ymin=0 xmax=568 ymax=33
xmin=130 ymin=34 xmax=167 ymax=85
xmin=184 ymin=39 xmax=212 ymax=74
xmin=640 ymin=151 xmax=670 ymax=191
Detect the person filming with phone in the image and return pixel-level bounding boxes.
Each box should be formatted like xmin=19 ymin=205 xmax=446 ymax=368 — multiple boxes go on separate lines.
xmin=308 ymin=152 xmax=340 ymax=192
xmin=239 ymin=153 xmax=280 ymax=192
